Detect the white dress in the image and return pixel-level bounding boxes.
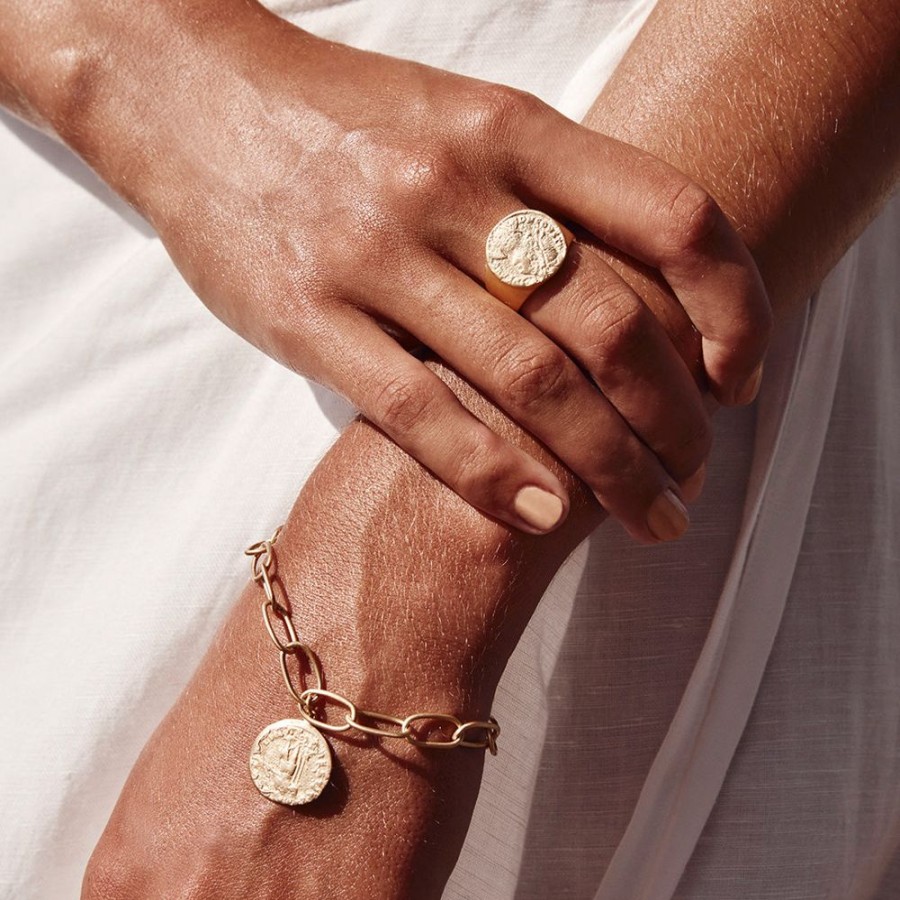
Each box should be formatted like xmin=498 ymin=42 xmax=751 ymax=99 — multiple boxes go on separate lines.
xmin=1 ymin=2 xmax=898 ymax=897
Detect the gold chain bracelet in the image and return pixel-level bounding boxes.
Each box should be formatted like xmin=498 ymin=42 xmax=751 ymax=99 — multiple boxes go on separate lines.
xmin=245 ymin=527 xmax=500 ymax=806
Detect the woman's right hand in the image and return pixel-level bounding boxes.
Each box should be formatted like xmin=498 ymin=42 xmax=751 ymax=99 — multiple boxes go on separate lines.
xmin=67 ymin=0 xmax=771 ymax=541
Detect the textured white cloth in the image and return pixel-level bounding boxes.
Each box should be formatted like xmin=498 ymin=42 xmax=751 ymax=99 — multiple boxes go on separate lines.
xmin=2 ymin=1 xmax=899 ymax=898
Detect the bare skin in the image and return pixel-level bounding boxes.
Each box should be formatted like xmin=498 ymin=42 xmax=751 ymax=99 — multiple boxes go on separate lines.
xmin=80 ymin=377 xmax=595 ymax=899
xmin=0 ymin=0 xmax=776 ymax=542
xmin=67 ymin=1 xmax=900 ymax=897
xmin=595 ymin=0 xmax=900 ymax=316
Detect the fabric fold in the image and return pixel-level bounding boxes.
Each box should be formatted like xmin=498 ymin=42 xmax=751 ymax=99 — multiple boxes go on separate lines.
xmin=595 ymin=252 xmax=860 ymax=898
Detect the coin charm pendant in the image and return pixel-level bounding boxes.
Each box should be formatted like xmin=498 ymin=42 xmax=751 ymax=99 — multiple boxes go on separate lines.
xmin=485 ymin=210 xmax=568 ymax=289
xmin=249 ymin=719 xmax=332 ymax=806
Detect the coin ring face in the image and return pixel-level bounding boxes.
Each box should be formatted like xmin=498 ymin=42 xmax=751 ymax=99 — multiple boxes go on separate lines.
xmin=485 ymin=210 xmax=568 ymax=288
xmin=249 ymin=719 xmax=332 ymax=806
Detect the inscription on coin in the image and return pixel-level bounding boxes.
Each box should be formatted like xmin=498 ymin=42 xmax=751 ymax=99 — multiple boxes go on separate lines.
xmin=485 ymin=210 xmax=568 ymax=288
xmin=249 ymin=719 xmax=331 ymax=806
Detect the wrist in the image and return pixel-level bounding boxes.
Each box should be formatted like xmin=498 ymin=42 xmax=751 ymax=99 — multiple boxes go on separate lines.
xmin=18 ymin=0 xmax=322 ymax=214
xmin=101 ymin=565 xmax=484 ymax=900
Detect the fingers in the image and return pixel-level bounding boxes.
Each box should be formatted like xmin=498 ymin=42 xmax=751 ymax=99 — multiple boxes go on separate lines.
xmin=521 ymin=241 xmax=712 ymax=486
xmin=375 ymin=256 xmax=695 ymax=544
xmin=317 ymin=308 xmax=571 ymax=535
xmin=510 ymin=110 xmax=773 ymax=405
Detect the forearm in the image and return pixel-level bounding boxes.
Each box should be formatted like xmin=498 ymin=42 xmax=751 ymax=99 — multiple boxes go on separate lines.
xmin=589 ymin=0 xmax=900 ymax=319
xmin=86 ymin=363 xmax=600 ymax=899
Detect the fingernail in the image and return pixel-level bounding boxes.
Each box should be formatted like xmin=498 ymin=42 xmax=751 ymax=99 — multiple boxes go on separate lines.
xmin=736 ymin=363 xmax=764 ymax=405
xmin=513 ymin=486 xmax=565 ymax=532
xmin=681 ymin=462 xmax=707 ymax=503
xmin=647 ymin=488 xmax=690 ymax=541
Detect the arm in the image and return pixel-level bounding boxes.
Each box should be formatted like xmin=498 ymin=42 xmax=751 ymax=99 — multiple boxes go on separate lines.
xmin=83 ymin=1 xmax=900 ymax=898
xmin=83 ymin=368 xmax=598 ymax=899
xmin=1 ymin=0 xmax=776 ymax=541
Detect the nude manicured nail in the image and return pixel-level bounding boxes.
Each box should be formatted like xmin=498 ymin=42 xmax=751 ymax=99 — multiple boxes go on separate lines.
xmin=647 ymin=489 xmax=690 ymax=542
xmin=682 ymin=462 xmax=707 ymax=503
xmin=513 ymin=486 xmax=565 ymax=532
xmin=736 ymin=363 xmax=764 ymax=405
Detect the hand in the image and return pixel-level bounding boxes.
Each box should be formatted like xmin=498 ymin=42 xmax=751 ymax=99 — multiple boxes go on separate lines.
xmin=74 ymin=1 xmax=771 ymax=542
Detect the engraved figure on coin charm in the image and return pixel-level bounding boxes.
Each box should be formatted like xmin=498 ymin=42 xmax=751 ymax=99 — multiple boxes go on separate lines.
xmin=249 ymin=719 xmax=332 ymax=805
xmin=485 ymin=210 xmax=568 ymax=288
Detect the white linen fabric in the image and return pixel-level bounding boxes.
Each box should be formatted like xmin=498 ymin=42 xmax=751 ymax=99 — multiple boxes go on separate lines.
xmin=1 ymin=1 xmax=899 ymax=898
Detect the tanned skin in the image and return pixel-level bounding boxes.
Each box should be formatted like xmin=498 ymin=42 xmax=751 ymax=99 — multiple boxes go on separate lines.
xmin=0 ymin=0 xmax=896 ymax=896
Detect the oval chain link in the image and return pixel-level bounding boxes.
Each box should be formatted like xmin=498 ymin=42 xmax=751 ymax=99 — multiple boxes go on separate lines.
xmin=245 ymin=529 xmax=500 ymax=755
xmin=279 ymin=640 xmax=323 ymax=704
xmin=350 ymin=709 xmax=407 ymax=740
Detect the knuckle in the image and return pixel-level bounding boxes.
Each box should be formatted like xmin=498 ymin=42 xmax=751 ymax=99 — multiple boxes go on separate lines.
xmin=659 ymin=179 xmax=723 ymax=259
xmin=587 ymin=436 xmax=643 ymax=499
xmin=372 ymin=373 xmax=436 ymax=435
xmin=389 ymin=145 xmax=464 ymax=206
xmin=499 ymin=343 xmax=572 ymax=410
xmin=464 ymin=83 xmax=540 ymax=142
xmin=582 ymin=289 xmax=646 ymax=370
xmin=451 ymin=429 xmax=509 ymax=500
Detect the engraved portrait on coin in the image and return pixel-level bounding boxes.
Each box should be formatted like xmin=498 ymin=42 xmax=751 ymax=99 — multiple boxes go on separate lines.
xmin=249 ymin=719 xmax=332 ymax=806
xmin=485 ymin=210 xmax=568 ymax=288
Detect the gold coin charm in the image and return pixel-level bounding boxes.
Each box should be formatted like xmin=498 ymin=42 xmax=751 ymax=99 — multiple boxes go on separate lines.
xmin=485 ymin=209 xmax=568 ymax=289
xmin=249 ymin=719 xmax=332 ymax=806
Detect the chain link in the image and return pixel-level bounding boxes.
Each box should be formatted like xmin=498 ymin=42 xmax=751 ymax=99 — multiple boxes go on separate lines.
xmin=245 ymin=528 xmax=499 ymax=755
